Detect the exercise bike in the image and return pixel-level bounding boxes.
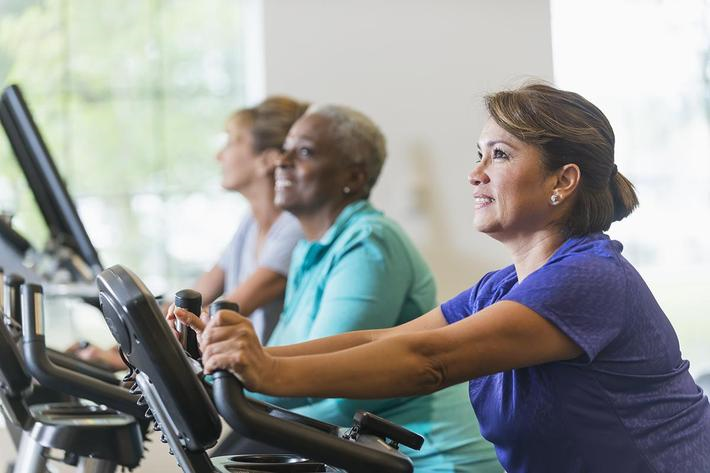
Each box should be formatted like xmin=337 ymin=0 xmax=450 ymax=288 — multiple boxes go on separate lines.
xmin=1 ymin=275 xmax=147 ymax=473
xmin=95 ymin=264 xmax=425 ymax=472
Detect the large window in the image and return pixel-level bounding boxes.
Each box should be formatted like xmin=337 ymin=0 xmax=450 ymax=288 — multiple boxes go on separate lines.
xmin=0 ymin=0 xmax=253 ymax=292
xmin=551 ymin=0 xmax=710 ymax=376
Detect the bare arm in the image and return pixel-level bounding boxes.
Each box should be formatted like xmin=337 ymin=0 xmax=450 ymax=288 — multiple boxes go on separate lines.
xmin=192 ymin=265 xmax=226 ymax=307
xmin=171 ymin=267 xmax=287 ymax=335
xmin=266 ymin=307 xmax=448 ymax=357
xmin=221 ymin=267 xmax=287 ymax=316
xmin=201 ymin=301 xmax=582 ymax=398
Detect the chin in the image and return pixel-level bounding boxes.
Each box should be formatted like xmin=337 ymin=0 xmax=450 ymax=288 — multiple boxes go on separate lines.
xmin=473 ymin=220 xmax=502 ymax=236
xmin=274 ymin=195 xmax=293 ymax=212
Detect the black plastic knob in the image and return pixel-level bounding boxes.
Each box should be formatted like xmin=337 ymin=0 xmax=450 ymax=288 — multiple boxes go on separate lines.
xmin=208 ymin=300 xmax=240 ymax=319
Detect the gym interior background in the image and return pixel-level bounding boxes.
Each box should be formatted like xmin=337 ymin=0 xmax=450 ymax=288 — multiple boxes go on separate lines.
xmin=1 ymin=0 xmax=708 ymax=470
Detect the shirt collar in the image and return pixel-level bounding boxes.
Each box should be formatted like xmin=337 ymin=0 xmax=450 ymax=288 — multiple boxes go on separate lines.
xmin=297 ymin=199 xmax=372 ymax=267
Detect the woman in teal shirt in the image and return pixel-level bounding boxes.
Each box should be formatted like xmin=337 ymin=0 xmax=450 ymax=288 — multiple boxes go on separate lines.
xmin=180 ymin=104 xmax=500 ymax=471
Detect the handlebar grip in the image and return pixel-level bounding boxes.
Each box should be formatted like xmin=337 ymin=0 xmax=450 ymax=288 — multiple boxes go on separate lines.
xmin=174 ymin=289 xmax=202 ymax=359
xmin=5 ymin=273 xmax=25 ymax=326
xmin=20 ymin=282 xmax=42 ymax=339
xmin=208 ymin=300 xmax=240 ymax=318
xmin=211 ymin=372 xmax=413 ymax=473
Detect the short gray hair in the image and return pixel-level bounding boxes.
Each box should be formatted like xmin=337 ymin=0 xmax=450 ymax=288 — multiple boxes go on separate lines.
xmin=305 ymin=104 xmax=386 ymax=195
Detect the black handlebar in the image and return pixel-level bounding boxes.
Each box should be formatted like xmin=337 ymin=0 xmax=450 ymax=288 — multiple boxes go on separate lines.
xmin=4 ymin=273 xmax=24 ymax=326
xmin=206 ymin=299 xmax=414 ymax=473
xmin=20 ymin=283 xmax=142 ymax=418
xmin=47 ymin=349 xmax=120 ymax=386
xmin=211 ymin=372 xmax=413 ymax=473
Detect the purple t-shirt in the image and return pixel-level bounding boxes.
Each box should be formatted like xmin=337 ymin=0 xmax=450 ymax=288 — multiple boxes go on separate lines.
xmin=441 ymin=233 xmax=710 ymax=473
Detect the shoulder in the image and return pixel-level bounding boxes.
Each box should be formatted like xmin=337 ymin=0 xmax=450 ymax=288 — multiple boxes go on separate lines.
xmin=537 ymin=233 xmax=627 ymax=287
xmin=265 ymin=211 xmax=304 ymax=244
xmin=441 ymin=265 xmax=516 ymax=323
xmin=336 ymin=210 xmax=415 ymax=254
xmin=224 ymin=211 xmax=257 ymax=248
xmin=273 ymin=210 xmax=302 ymax=234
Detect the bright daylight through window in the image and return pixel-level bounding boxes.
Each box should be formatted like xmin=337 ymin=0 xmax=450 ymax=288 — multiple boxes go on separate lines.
xmin=552 ymin=0 xmax=710 ymax=375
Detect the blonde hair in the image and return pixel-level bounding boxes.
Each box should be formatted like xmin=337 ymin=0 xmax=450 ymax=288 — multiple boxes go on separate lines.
xmin=230 ymin=96 xmax=309 ymax=153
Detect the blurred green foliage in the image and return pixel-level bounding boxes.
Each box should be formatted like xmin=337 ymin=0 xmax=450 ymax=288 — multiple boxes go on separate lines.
xmin=0 ymin=0 xmax=247 ymax=285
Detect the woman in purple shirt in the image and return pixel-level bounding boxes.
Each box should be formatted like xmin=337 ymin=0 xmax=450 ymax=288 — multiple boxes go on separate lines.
xmin=195 ymin=83 xmax=710 ymax=473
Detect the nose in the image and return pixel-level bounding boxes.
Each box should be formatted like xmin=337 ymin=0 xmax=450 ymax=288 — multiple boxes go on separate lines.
xmin=275 ymin=148 xmax=295 ymax=169
xmin=468 ymin=161 xmax=489 ymax=186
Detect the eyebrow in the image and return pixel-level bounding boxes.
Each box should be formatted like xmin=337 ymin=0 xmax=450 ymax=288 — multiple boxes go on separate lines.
xmin=476 ymin=139 xmax=518 ymax=150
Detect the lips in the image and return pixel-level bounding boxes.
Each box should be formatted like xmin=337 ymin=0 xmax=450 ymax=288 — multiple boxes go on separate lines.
xmin=275 ymin=177 xmax=292 ymax=187
xmin=275 ymin=170 xmax=294 ymax=189
xmin=473 ymin=194 xmax=495 ymax=209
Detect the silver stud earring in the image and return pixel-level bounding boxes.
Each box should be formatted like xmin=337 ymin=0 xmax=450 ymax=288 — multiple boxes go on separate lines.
xmin=343 ymin=186 xmax=351 ymax=195
xmin=550 ymin=192 xmax=561 ymax=206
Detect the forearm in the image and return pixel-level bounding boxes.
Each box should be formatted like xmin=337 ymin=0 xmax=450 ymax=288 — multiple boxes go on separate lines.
xmin=193 ymin=266 xmax=225 ymax=306
xmin=265 ymin=328 xmax=387 ymax=357
xmin=262 ymin=331 xmax=445 ymax=399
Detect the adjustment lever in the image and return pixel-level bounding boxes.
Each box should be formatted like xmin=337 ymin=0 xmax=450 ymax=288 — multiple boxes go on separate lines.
xmin=350 ymin=411 xmax=424 ymax=451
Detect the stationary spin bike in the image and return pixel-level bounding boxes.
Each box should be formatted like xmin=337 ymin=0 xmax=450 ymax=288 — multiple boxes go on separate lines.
xmin=0 ymin=271 xmax=147 ymax=473
xmin=95 ymin=264 xmax=425 ymax=473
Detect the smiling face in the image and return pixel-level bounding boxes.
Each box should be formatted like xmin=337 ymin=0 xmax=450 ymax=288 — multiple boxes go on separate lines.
xmin=274 ymin=114 xmax=354 ymax=217
xmin=469 ymin=118 xmax=559 ymax=241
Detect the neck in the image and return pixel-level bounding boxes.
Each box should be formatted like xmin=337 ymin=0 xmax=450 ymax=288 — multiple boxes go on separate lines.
xmin=298 ymin=197 xmax=361 ymax=241
xmin=501 ymin=227 xmax=567 ymax=283
xmin=242 ymin=179 xmax=281 ymax=234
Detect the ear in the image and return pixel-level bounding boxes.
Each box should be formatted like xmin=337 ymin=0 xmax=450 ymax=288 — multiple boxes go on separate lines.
xmin=344 ymin=162 xmax=368 ymax=196
xmin=553 ymin=163 xmax=580 ymax=201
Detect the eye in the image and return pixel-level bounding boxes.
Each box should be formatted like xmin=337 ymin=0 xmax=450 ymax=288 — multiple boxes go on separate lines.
xmin=297 ymin=146 xmax=314 ymax=158
xmin=492 ymin=148 xmax=509 ymax=160
xmin=474 ymin=150 xmax=482 ymax=164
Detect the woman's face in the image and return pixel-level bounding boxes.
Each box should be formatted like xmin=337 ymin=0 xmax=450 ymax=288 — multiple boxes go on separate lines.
xmin=469 ymin=118 xmax=557 ymax=240
xmin=216 ymin=119 xmax=257 ymax=191
xmin=274 ymin=114 xmax=352 ymax=216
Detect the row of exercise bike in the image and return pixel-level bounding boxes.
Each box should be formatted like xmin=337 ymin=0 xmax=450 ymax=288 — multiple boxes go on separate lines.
xmin=1 ymin=264 xmax=424 ymax=473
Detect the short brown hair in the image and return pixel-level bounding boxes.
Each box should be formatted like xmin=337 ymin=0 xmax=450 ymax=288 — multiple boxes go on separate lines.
xmin=485 ymin=83 xmax=638 ymax=236
xmin=230 ymin=96 xmax=309 ymax=153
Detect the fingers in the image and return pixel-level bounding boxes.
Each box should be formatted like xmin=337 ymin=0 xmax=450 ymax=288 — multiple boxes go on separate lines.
xmin=201 ymin=322 xmax=255 ymax=347
xmin=75 ymin=346 xmax=101 ymax=362
xmin=209 ymin=309 xmax=247 ymax=327
xmin=202 ymin=352 xmax=245 ymax=377
xmin=165 ymin=303 xmax=178 ymax=334
xmin=174 ymin=307 xmax=206 ymax=333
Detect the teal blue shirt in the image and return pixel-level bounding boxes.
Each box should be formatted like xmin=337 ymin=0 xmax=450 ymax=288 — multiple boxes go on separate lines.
xmin=255 ymin=201 xmax=501 ymax=472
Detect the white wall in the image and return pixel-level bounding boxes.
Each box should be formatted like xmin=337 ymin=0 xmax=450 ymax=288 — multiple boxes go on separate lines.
xmin=262 ymin=0 xmax=554 ymax=300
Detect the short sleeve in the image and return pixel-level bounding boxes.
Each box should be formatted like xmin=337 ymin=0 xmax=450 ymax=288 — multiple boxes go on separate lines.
xmin=440 ymin=271 xmax=498 ymax=325
xmin=441 ymin=286 xmax=477 ymax=325
xmin=257 ymin=212 xmax=304 ymax=276
xmin=503 ymin=253 xmax=627 ymax=362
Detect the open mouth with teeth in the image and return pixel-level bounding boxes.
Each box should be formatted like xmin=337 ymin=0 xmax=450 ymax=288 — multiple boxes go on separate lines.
xmin=275 ymin=178 xmax=294 ymax=189
xmin=474 ymin=196 xmax=495 ymax=208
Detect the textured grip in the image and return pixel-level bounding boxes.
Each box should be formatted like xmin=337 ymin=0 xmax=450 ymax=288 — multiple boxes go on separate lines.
xmin=174 ymin=289 xmax=202 ymax=359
